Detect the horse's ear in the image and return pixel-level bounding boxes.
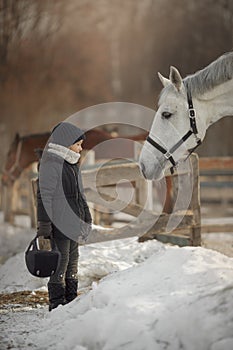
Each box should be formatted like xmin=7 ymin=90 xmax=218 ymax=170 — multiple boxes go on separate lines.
xmin=158 ymin=72 xmax=170 ymax=88
xmin=169 ymin=66 xmax=184 ymax=92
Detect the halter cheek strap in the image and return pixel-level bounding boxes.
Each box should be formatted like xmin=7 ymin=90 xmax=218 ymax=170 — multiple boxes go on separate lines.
xmin=146 ymin=89 xmax=201 ymax=174
xmin=186 ymin=89 xmax=202 ymax=153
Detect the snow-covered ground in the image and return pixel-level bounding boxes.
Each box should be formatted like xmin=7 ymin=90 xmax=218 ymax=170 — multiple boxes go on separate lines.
xmin=1 ymin=212 xmax=233 ymax=350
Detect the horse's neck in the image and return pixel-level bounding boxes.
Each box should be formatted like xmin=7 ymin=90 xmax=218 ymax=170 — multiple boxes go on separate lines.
xmin=197 ymin=79 xmax=233 ymax=127
xmin=21 ymin=138 xmax=46 ymax=169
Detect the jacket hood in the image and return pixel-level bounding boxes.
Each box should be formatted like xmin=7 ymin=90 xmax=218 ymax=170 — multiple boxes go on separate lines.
xmin=50 ymin=122 xmax=85 ymax=147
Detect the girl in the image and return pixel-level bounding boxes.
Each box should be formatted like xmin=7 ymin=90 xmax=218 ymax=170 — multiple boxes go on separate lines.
xmin=36 ymin=122 xmax=92 ymax=311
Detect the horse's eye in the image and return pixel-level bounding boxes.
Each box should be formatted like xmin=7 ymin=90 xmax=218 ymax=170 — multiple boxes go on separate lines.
xmin=162 ymin=111 xmax=172 ymax=119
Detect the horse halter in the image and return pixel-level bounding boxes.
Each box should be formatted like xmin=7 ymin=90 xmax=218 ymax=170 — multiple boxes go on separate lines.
xmin=146 ymin=89 xmax=202 ymax=174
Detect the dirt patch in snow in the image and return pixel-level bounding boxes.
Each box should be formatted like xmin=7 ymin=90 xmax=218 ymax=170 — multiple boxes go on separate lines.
xmin=0 ymin=290 xmax=48 ymax=313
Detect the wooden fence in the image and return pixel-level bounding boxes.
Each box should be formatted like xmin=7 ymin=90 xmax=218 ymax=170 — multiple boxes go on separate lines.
xmin=80 ymin=154 xmax=201 ymax=246
xmin=1 ymin=154 xmax=202 ymax=247
xmin=1 ymin=165 xmax=37 ymax=226
xmin=199 ymin=157 xmax=233 ymax=234
xmin=199 ymin=157 xmax=233 ymax=203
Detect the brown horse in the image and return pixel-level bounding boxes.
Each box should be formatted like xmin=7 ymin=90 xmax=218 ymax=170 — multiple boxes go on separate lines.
xmin=2 ymin=129 xmax=149 ymax=185
xmin=2 ymin=132 xmax=51 ymax=185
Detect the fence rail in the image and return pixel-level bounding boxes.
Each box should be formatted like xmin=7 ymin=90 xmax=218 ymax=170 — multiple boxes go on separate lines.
xmin=81 ymin=154 xmax=201 ymax=246
xmin=1 ymin=154 xmax=203 ymax=247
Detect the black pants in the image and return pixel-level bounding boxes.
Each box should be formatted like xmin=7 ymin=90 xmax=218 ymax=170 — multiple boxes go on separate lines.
xmin=49 ymin=237 xmax=79 ymax=284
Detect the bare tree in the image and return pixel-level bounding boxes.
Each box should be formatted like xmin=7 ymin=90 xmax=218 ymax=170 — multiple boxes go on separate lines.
xmin=0 ymin=0 xmax=64 ymax=80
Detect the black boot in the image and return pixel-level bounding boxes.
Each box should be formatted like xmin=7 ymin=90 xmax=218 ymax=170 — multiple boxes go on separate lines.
xmin=65 ymin=278 xmax=78 ymax=303
xmin=48 ymin=282 xmax=66 ymax=311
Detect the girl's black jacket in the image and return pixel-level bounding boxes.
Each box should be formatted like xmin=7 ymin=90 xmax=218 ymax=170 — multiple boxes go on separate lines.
xmin=37 ymin=152 xmax=92 ymax=241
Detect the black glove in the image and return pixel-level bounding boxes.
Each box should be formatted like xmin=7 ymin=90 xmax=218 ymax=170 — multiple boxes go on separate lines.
xmin=36 ymin=221 xmax=53 ymax=239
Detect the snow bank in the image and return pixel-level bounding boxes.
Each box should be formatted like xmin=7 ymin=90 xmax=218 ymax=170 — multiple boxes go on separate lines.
xmin=1 ymin=212 xmax=233 ymax=349
xmin=27 ymin=246 xmax=233 ymax=350
xmin=0 ymin=236 xmax=164 ymax=293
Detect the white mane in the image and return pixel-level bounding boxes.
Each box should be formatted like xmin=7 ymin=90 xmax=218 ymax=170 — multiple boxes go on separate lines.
xmin=159 ymin=52 xmax=233 ymax=100
xmin=184 ymin=52 xmax=233 ymax=97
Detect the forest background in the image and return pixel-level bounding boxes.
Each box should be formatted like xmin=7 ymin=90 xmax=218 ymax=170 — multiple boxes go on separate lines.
xmin=0 ymin=0 xmax=233 ymax=170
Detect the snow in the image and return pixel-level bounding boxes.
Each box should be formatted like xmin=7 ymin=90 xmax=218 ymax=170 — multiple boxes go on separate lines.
xmin=1 ymin=213 xmax=233 ymax=350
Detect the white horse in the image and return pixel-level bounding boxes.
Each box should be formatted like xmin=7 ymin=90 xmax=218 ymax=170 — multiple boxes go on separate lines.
xmin=139 ymin=52 xmax=233 ymax=180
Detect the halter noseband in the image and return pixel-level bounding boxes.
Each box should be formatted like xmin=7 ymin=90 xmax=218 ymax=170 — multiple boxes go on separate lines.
xmin=146 ymin=89 xmax=201 ymax=174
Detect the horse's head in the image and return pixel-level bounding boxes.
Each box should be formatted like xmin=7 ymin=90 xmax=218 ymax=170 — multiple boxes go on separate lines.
xmin=139 ymin=66 xmax=206 ymax=180
xmin=2 ymin=132 xmax=50 ymax=185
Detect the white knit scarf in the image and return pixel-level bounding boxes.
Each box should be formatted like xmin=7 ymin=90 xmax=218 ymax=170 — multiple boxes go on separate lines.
xmin=48 ymin=143 xmax=80 ymax=164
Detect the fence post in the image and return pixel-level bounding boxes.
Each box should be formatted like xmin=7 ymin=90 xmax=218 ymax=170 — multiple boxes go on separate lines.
xmin=189 ymin=153 xmax=201 ymax=246
xmin=169 ymin=153 xmax=201 ymax=246
xmin=3 ymin=184 xmax=14 ymax=224
xmin=81 ymin=150 xmax=98 ymax=223
xmin=134 ymin=141 xmax=153 ymax=211
xmin=135 ymin=179 xmax=153 ymax=210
